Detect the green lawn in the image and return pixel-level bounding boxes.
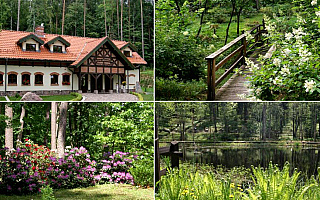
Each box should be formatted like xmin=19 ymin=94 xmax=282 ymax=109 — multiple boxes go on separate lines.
xmin=8 ymin=94 xmax=80 ymax=101
xmin=0 ymin=184 xmax=154 ymax=200
xmin=0 ymin=97 xmax=6 ymax=101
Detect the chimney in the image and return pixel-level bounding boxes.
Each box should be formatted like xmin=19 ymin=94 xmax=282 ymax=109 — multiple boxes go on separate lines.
xmin=35 ymin=23 xmax=45 ymax=38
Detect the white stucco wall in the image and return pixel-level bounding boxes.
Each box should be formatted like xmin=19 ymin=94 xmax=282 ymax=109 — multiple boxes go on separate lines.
xmin=22 ymin=39 xmax=40 ymax=51
xmin=0 ymin=65 xmax=78 ymax=91
xmin=126 ymin=69 xmax=140 ymax=90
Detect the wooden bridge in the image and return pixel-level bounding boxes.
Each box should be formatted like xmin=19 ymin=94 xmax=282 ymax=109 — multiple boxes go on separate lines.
xmin=206 ymin=21 xmax=268 ymax=100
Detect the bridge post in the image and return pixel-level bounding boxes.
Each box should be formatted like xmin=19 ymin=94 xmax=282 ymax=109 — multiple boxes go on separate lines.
xmin=207 ymin=59 xmax=216 ymax=100
xmin=242 ymin=30 xmax=247 ymax=65
xmin=170 ymin=141 xmax=180 ymax=168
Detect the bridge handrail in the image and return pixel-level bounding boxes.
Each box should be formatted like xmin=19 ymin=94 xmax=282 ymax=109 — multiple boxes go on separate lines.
xmin=206 ymin=21 xmax=266 ymax=100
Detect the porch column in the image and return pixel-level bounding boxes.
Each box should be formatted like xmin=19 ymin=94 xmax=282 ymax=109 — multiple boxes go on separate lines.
xmin=102 ymin=75 xmax=105 ymax=92
xmin=78 ymin=72 xmax=82 ymax=93
xmin=88 ymin=74 xmax=91 ymax=91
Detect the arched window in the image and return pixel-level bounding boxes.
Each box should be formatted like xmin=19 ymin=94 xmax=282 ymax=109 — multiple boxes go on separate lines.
xmin=8 ymin=72 xmax=18 ymax=86
xmin=50 ymin=72 xmax=59 ymax=85
xmin=62 ymin=73 xmax=71 ymax=85
xmin=34 ymin=72 xmax=44 ymax=85
xmin=21 ymin=72 xmax=31 ymax=86
xmin=0 ymin=72 xmax=3 ymax=85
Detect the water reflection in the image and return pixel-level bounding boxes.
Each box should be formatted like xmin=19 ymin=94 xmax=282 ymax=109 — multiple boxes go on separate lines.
xmin=184 ymin=145 xmax=320 ymax=176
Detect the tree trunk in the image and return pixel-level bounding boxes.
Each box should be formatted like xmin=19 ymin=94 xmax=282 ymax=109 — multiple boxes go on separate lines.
xmin=17 ymin=0 xmax=20 ymax=31
xmin=120 ymin=0 xmax=123 ymax=40
xmin=196 ymin=0 xmax=208 ymax=38
xmin=18 ymin=104 xmax=26 ymax=141
xmin=104 ymin=0 xmax=107 ymax=36
xmin=57 ymin=102 xmax=68 ymax=158
xmin=261 ymin=103 xmax=266 ymax=141
xmin=140 ymin=0 xmax=145 ymax=67
xmin=51 ymin=102 xmax=57 ymax=151
xmin=117 ymin=0 xmax=119 ymax=39
xmin=84 ymin=0 xmax=86 ymax=37
xmin=128 ymin=0 xmax=130 ymax=40
xmin=62 ymin=0 xmax=66 ymax=35
xmin=255 ymin=0 xmax=260 ymax=10
xmin=225 ymin=5 xmax=235 ymax=45
xmin=5 ymin=104 xmax=13 ymax=151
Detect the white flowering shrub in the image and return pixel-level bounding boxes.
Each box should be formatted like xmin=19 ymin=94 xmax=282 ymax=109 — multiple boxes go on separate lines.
xmin=247 ymin=1 xmax=320 ymax=100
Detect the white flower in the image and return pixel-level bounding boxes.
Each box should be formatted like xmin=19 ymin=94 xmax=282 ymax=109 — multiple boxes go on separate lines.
xmin=316 ymin=11 xmax=320 ymax=17
xmin=283 ymin=48 xmax=291 ymax=55
xmin=183 ymin=31 xmax=189 ymax=36
xmin=304 ymin=80 xmax=316 ymax=93
xmin=285 ymin=32 xmax=293 ymax=41
xmin=273 ymin=58 xmax=281 ymax=66
xmin=280 ymin=65 xmax=290 ymax=75
xmin=244 ymin=31 xmax=254 ymax=41
xmin=272 ymin=77 xmax=282 ymax=85
xmin=255 ymin=88 xmax=262 ymax=95
xmin=312 ymin=0 xmax=317 ymax=6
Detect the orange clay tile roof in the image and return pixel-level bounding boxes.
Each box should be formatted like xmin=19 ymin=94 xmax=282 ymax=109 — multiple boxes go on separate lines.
xmin=0 ymin=30 xmax=147 ymax=65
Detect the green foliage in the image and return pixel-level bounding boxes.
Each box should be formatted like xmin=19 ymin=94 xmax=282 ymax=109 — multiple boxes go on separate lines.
xmin=70 ymin=92 xmax=82 ymax=101
xmin=130 ymin=92 xmax=144 ymax=101
xmin=156 ymin=78 xmax=206 ymax=101
xmin=157 ymin=163 xmax=320 ymax=200
xmin=129 ymin=155 xmax=154 ymax=187
xmin=41 ymin=185 xmax=56 ymax=200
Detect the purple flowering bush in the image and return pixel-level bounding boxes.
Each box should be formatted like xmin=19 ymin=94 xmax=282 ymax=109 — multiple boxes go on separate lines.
xmin=95 ymin=151 xmax=137 ymax=184
xmin=0 ymin=147 xmax=44 ymax=194
xmin=46 ymin=146 xmax=96 ymax=189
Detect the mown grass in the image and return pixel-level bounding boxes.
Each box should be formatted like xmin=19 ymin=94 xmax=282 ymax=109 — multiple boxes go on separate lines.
xmin=0 ymin=184 xmax=154 ymax=200
xmin=0 ymin=97 xmax=6 ymax=101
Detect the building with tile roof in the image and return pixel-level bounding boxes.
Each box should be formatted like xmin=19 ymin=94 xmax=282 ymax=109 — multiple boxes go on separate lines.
xmin=0 ymin=25 xmax=147 ymax=96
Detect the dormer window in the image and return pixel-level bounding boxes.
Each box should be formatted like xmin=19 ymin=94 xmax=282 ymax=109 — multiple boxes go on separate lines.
xmin=26 ymin=43 xmax=36 ymax=51
xmin=17 ymin=34 xmax=44 ymax=52
xmin=45 ymin=36 xmax=70 ymax=53
xmin=124 ymin=50 xmax=131 ymax=57
xmin=53 ymin=45 xmax=63 ymax=53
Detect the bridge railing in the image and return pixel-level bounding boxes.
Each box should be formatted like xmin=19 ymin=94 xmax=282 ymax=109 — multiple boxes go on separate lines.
xmin=206 ymin=21 xmax=266 ymax=100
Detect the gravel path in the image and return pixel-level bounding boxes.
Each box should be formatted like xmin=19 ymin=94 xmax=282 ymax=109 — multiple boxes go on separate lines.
xmin=82 ymin=93 xmax=139 ymax=102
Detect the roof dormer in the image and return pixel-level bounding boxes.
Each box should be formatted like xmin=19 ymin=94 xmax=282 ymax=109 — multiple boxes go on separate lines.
xmin=120 ymin=42 xmax=138 ymax=57
xmin=45 ymin=36 xmax=70 ymax=53
xmin=17 ymin=34 xmax=44 ymax=52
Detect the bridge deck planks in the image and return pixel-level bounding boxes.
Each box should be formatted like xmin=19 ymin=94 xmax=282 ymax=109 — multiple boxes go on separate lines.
xmin=214 ymin=46 xmax=268 ymax=101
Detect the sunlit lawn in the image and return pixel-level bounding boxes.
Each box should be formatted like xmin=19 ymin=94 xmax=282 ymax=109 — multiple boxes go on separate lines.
xmin=8 ymin=94 xmax=78 ymax=101
xmin=0 ymin=184 xmax=154 ymax=200
xmin=0 ymin=97 xmax=6 ymax=101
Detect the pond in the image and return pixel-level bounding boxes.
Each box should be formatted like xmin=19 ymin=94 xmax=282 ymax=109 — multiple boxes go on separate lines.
xmin=183 ymin=144 xmax=320 ymax=176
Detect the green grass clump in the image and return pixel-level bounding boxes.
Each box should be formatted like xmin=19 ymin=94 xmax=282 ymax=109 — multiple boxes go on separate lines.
xmin=70 ymin=92 xmax=83 ymax=101
xmin=157 ymin=163 xmax=320 ymax=200
xmin=131 ymin=92 xmax=144 ymax=101
xmin=0 ymin=97 xmax=6 ymax=101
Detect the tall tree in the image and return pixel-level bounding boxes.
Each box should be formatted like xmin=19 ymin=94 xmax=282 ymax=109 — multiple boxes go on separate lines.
xmin=18 ymin=104 xmax=25 ymax=141
xmin=5 ymin=104 xmax=13 ymax=151
xmin=62 ymin=0 xmax=66 ymax=35
xmin=57 ymin=102 xmax=68 ymax=158
xmin=83 ymin=0 xmax=86 ymax=37
xmin=140 ymin=0 xmax=145 ymax=59
xmin=120 ymin=0 xmax=123 ymax=40
xmin=51 ymin=102 xmax=57 ymax=151
xmin=117 ymin=0 xmax=119 ymax=39
xmin=17 ymin=0 xmax=20 ymax=31
xmin=104 ymin=0 xmax=107 ymax=36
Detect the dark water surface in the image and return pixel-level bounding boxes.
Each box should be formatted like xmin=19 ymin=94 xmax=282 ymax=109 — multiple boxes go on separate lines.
xmin=183 ymin=144 xmax=320 ymax=176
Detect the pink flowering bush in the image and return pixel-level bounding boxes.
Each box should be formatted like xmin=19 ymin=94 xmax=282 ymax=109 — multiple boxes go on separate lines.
xmin=0 ymin=140 xmax=142 ymax=195
xmin=95 ymin=151 xmax=137 ymax=184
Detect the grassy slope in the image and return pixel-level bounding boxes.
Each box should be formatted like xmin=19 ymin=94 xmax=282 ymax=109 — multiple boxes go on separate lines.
xmin=0 ymin=184 xmax=154 ymax=200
